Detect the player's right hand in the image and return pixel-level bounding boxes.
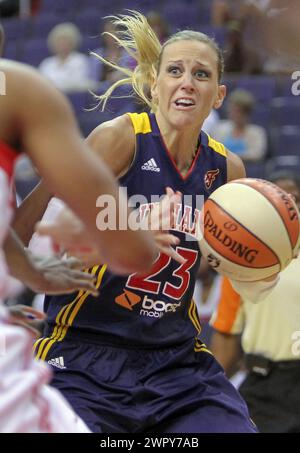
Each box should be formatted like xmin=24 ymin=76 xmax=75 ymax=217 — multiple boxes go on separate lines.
xmin=148 ymin=187 xmax=185 ymax=264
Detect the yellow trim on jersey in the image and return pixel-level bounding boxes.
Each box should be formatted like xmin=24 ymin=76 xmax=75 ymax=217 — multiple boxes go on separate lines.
xmin=34 ymin=265 xmax=107 ymax=361
xmin=188 ymin=300 xmax=213 ymax=354
xmin=194 ymin=339 xmax=213 ymax=355
xmin=207 ymin=134 xmax=227 ymax=157
xmin=34 ymin=288 xmax=85 ymax=360
xmin=127 ymin=112 xmax=152 ymax=135
xmin=54 ymin=264 xmax=107 ymax=344
xmin=188 ymin=299 xmax=202 ymax=335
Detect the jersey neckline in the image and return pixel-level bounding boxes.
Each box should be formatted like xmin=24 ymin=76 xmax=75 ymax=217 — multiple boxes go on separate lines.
xmin=148 ymin=113 xmax=203 ymax=182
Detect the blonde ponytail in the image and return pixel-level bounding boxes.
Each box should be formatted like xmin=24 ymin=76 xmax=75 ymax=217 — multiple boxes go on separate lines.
xmin=92 ymin=10 xmax=161 ymax=111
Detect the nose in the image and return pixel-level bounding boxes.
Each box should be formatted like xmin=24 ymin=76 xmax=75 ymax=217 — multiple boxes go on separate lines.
xmin=180 ymin=72 xmax=195 ymax=92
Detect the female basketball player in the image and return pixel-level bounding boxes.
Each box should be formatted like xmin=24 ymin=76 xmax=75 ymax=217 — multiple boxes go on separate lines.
xmin=25 ymin=12 xmax=261 ymax=432
xmin=14 ymin=12 xmax=263 ymax=432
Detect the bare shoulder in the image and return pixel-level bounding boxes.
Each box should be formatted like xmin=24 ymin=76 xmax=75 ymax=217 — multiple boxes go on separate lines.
xmin=86 ymin=114 xmax=135 ymax=177
xmin=87 ymin=114 xmax=134 ymax=147
xmin=226 ymin=149 xmax=246 ymax=182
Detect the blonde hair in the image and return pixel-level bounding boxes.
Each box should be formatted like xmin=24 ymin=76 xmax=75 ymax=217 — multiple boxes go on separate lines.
xmin=92 ymin=10 xmax=224 ymax=112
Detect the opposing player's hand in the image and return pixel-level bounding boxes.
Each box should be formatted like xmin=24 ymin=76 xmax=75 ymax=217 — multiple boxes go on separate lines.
xmin=28 ymin=253 xmax=99 ymax=296
xmin=149 ymin=187 xmax=185 ymax=264
xmin=8 ymin=304 xmax=46 ymax=339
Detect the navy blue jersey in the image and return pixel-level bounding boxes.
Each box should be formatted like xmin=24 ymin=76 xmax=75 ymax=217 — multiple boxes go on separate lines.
xmin=34 ymin=112 xmax=227 ymax=359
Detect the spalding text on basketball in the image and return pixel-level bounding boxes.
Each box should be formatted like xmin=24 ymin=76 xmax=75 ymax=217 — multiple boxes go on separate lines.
xmin=204 ymin=211 xmax=259 ymax=264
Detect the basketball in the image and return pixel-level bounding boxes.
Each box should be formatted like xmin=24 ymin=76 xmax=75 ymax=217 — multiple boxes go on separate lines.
xmin=199 ymin=178 xmax=300 ymax=282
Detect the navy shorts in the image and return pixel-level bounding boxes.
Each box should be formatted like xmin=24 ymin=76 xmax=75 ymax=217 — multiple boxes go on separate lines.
xmin=45 ymin=337 xmax=257 ymax=433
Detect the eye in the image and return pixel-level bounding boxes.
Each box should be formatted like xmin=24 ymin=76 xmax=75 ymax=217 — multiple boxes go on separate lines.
xmin=194 ymin=69 xmax=210 ymax=79
xmin=167 ymin=66 xmax=182 ymax=76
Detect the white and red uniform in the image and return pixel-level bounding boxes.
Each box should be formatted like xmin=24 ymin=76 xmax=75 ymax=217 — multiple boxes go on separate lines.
xmin=0 ymin=141 xmax=90 ymax=433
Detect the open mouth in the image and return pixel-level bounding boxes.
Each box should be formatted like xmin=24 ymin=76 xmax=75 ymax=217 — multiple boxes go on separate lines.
xmin=174 ymin=98 xmax=196 ymax=109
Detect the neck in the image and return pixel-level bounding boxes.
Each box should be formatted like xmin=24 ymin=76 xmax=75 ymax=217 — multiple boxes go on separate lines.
xmin=155 ymin=113 xmax=201 ymax=173
xmin=58 ymin=53 xmax=71 ymax=62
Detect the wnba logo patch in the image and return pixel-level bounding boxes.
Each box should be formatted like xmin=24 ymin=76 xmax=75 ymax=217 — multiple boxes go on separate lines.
xmin=204 ymin=169 xmax=220 ymax=189
xmin=115 ymin=290 xmax=141 ymax=310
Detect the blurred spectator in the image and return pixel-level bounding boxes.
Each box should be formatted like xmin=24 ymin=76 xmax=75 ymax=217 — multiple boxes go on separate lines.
xmin=146 ymin=11 xmax=170 ymax=44
xmin=202 ymin=109 xmax=221 ymax=136
xmin=210 ymin=169 xmax=300 ymax=433
xmin=39 ymin=23 xmax=96 ymax=93
xmin=89 ymin=20 xmax=132 ymax=86
xmin=261 ymin=0 xmax=300 ymax=69
xmin=212 ymin=1 xmax=300 ymax=74
xmin=224 ymin=20 xmax=262 ymax=74
xmin=211 ymin=0 xmax=244 ymax=26
xmin=214 ymin=89 xmax=267 ymax=162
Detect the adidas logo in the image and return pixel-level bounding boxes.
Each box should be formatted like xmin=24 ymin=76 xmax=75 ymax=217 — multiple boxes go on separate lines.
xmin=48 ymin=356 xmax=66 ymax=369
xmin=141 ymin=158 xmax=160 ymax=172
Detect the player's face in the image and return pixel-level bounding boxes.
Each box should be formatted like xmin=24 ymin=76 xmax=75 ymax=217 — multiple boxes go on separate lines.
xmin=152 ymin=40 xmax=226 ymax=130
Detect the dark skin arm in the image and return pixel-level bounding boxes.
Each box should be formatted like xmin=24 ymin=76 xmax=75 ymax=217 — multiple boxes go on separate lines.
xmin=210 ymin=329 xmax=243 ymax=378
xmin=12 ymin=180 xmax=52 ymax=246
xmin=12 ymin=115 xmax=134 ymax=246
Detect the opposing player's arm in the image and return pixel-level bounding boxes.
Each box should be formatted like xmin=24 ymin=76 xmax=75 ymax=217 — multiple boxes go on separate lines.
xmin=226 ymin=150 xmax=246 ymax=182
xmin=12 ymin=180 xmax=52 ymax=246
xmin=210 ymin=331 xmax=243 ymax=378
xmin=5 ymin=62 xmax=156 ymax=274
xmin=13 ymin=115 xmax=135 ymax=248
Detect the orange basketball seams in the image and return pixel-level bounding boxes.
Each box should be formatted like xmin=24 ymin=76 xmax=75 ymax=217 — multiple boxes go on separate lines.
xmin=231 ymin=179 xmax=300 ymax=250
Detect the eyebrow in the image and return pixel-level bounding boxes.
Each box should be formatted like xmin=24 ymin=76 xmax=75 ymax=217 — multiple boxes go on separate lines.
xmin=167 ymin=59 xmax=211 ymax=68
